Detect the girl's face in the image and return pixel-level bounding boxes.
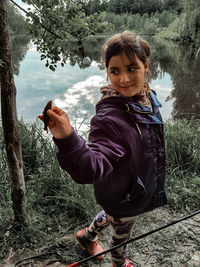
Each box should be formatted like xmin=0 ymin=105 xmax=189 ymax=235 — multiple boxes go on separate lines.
xmin=107 ymin=52 xmax=149 ymax=97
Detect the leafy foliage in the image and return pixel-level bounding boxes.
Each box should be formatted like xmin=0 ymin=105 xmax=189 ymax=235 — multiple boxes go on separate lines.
xmin=80 ymin=0 xmax=182 ymax=15
xmin=10 ymin=0 xmax=199 ymax=71
xmin=105 ymin=11 xmax=177 ymax=36
xmin=179 ymin=0 xmax=200 ymax=45
xmin=79 ymin=0 xmax=199 ymax=46
xmin=21 ymin=0 xmax=111 ymax=70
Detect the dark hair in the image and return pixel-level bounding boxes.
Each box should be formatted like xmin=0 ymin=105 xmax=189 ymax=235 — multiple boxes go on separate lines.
xmin=102 ymin=31 xmax=150 ymax=68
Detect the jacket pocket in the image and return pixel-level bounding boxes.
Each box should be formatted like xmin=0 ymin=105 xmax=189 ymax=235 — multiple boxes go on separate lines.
xmin=121 ymin=176 xmax=146 ymax=204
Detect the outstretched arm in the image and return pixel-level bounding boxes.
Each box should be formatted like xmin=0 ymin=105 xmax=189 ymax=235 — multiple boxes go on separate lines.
xmin=39 ymin=106 xmax=126 ymax=184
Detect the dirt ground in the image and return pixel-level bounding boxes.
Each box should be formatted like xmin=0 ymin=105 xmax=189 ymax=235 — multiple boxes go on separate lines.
xmin=1 ymin=208 xmax=200 ymax=267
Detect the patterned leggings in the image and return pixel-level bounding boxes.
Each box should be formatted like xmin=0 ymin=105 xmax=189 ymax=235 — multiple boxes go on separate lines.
xmin=86 ymin=211 xmax=137 ymax=267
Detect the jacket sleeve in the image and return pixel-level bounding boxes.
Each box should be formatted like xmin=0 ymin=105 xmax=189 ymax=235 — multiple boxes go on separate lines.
xmin=53 ymin=115 xmax=126 ymax=184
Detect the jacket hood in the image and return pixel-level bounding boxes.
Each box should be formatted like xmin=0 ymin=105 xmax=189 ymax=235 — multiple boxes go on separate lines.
xmin=96 ymin=90 xmax=163 ymax=125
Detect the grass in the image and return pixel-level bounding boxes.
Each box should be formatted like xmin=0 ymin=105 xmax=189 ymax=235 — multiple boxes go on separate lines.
xmin=0 ymin=120 xmax=100 ymax=264
xmin=0 ymin=118 xmax=200 ymax=265
xmin=164 ymin=119 xmax=200 ymax=211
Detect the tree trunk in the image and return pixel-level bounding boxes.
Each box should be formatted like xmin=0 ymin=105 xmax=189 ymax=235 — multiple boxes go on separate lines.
xmin=0 ymin=0 xmax=27 ymax=225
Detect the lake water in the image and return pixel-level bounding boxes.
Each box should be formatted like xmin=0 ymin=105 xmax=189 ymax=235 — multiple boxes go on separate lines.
xmin=11 ymin=36 xmax=200 ymax=129
xmin=13 ymin=42 xmax=174 ymax=125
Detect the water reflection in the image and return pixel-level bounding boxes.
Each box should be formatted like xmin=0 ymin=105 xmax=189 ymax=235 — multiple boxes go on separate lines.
xmin=149 ymin=38 xmax=200 ymax=120
xmin=14 ymin=50 xmax=105 ymax=123
xmin=54 ymin=75 xmax=105 ymax=123
xmin=169 ymin=45 xmax=200 ymax=120
xmin=61 ymin=36 xmax=105 ymax=69
xmin=10 ymin=35 xmax=200 ymax=123
xmin=60 ymin=36 xmax=200 ymax=121
xmin=10 ymin=34 xmax=30 ymax=75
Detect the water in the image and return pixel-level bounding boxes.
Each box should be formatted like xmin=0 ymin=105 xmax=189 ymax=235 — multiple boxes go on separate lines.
xmin=11 ymin=36 xmax=200 ymax=127
xmin=14 ymin=47 xmax=105 ymax=125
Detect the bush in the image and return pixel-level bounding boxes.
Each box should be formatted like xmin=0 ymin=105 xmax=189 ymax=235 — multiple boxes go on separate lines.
xmin=154 ymin=10 xmax=177 ymax=28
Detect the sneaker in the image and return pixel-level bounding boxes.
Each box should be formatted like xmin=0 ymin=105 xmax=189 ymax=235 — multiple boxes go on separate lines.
xmin=112 ymin=258 xmax=133 ymax=267
xmin=76 ymin=228 xmax=104 ymax=260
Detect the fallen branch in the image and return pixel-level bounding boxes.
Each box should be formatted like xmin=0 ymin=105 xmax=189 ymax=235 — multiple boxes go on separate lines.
xmin=142 ymin=254 xmax=151 ymax=266
xmin=15 ymin=253 xmax=49 ymax=266
xmin=183 ymin=222 xmax=200 ymax=228
xmin=17 ymin=261 xmax=35 ymax=267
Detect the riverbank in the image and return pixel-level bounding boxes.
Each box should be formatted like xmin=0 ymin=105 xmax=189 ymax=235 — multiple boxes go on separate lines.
xmin=0 ymin=119 xmax=200 ymax=266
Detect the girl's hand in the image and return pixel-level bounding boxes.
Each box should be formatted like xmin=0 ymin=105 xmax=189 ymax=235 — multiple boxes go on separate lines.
xmin=38 ymin=106 xmax=72 ymax=139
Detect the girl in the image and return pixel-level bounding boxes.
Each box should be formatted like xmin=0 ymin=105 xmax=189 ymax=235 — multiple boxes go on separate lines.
xmin=39 ymin=31 xmax=167 ymax=267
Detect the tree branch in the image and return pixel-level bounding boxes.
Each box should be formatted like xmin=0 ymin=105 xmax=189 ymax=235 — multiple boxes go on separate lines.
xmin=10 ymin=0 xmax=29 ymax=15
xmin=26 ymin=0 xmax=72 ymax=37
xmin=9 ymin=0 xmax=63 ymax=39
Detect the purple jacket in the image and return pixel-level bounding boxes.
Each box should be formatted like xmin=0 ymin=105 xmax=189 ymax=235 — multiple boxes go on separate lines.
xmin=53 ymin=90 xmax=167 ymax=217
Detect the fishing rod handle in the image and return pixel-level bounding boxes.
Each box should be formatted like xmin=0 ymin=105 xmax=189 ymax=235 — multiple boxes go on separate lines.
xmin=65 ymin=262 xmax=78 ymax=267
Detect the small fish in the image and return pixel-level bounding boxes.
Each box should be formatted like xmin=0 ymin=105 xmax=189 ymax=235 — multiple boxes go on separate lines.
xmin=43 ymin=100 xmax=52 ymax=132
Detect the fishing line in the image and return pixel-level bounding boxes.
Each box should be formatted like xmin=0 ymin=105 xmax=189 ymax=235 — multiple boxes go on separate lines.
xmin=65 ymin=209 xmax=200 ymax=267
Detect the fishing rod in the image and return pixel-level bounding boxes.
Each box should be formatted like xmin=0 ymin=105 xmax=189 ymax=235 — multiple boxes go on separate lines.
xmin=65 ymin=209 xmax=200 ymax=267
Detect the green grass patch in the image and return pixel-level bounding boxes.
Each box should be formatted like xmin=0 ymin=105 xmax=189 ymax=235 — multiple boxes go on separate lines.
xmin=0 ymin=118 xmax=200 ymax=264
xmin=0 ymin=120 xmax=100 ymax=262
xmin=164 ymin=119 xmax=200 ymax=211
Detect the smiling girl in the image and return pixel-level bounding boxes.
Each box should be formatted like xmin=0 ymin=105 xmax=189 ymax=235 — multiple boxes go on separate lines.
xmin=39 ymin=31 xmax=167 ymax=267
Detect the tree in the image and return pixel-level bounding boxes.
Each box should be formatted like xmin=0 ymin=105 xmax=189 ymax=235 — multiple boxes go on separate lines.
xmin=0 ymin=0 xmax=27 ymax=225
xmin=80 ymin=0 xmax=109 ymax=15
xmin=180 ymin=0 xmax=200 ymax=45
xmin=161 ymin=0 xmax=182 ymax=14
